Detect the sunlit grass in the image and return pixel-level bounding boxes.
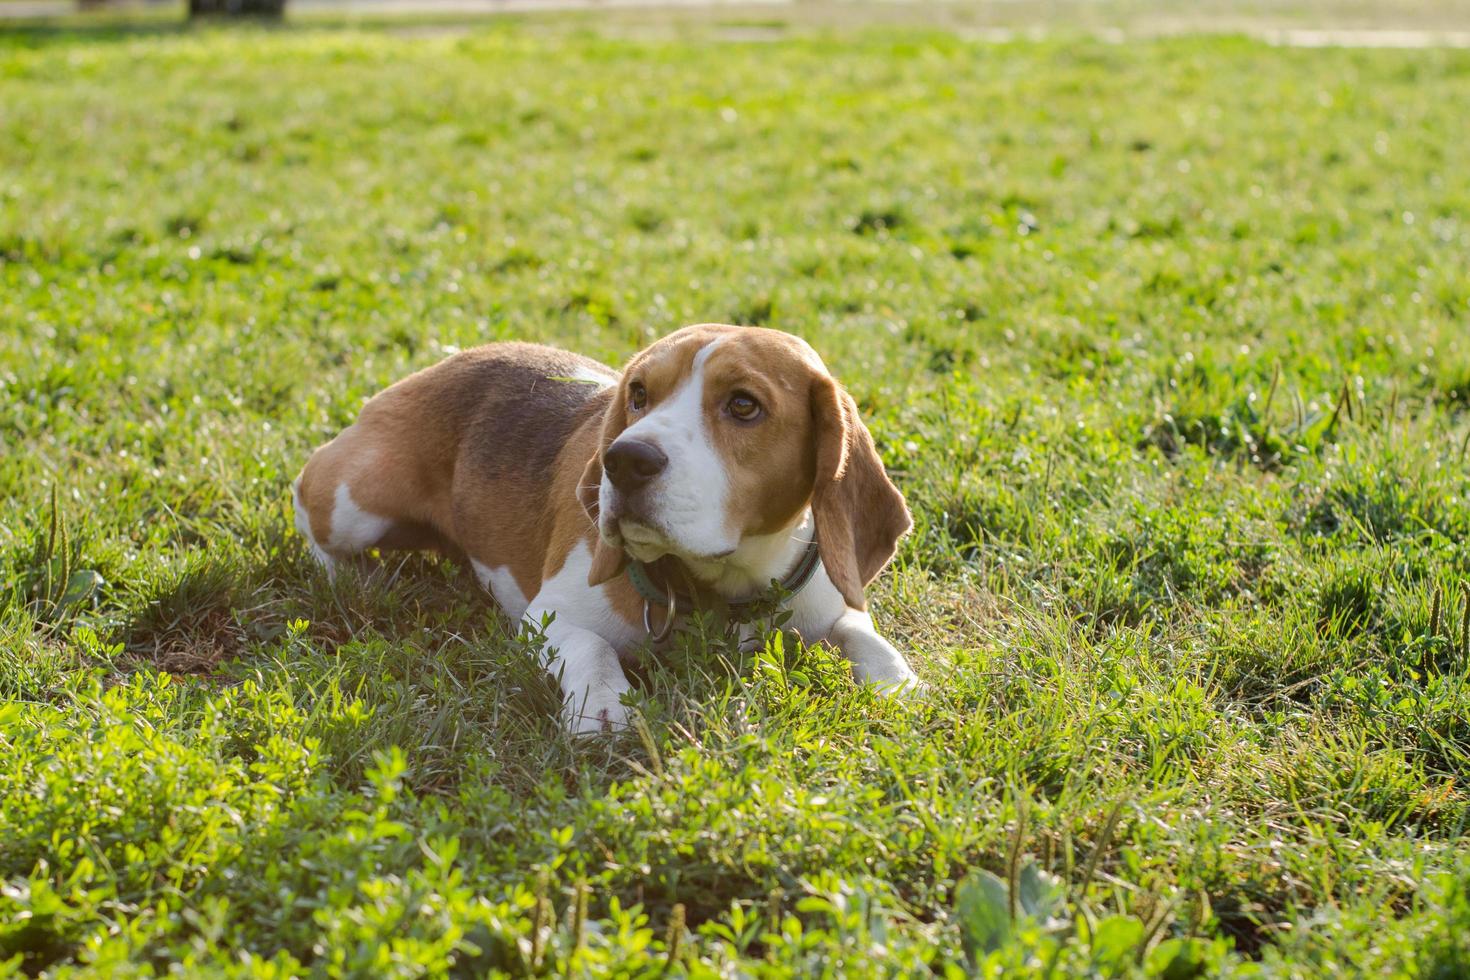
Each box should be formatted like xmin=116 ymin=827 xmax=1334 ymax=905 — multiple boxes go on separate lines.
xmin=2 ymin=22 xmax=1469 ymax=976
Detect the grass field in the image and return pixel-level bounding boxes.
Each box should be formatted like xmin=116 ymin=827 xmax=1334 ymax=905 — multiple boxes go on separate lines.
xmin=3 ymin=19 xmax=1470 ymax=977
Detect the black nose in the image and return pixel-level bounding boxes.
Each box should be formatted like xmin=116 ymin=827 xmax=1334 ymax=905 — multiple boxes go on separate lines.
xmin=604 ymin=439 xmax=667 ymax=492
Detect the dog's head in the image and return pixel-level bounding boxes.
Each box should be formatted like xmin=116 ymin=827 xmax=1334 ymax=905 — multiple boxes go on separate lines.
xmin=577 ymin=324 xmax=910 ymax=610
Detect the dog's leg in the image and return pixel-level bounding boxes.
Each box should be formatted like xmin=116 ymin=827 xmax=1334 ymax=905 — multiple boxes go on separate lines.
xmin=292 ymin=476 xmax=340 ymax=577
xmin=827 ymin=609 xmax=921 ymax=696
xmin=527 ymin=613 xmax=633 ymax=734
xmin=521 ymin=539 xmax=642 ymax=734
xmin=294 ymin=419 xmax=453 ymax=579
xmin=293 ymin=472 xmax=396 ymax=580
xmin=782 ymin=566 xmax=921 ymax=697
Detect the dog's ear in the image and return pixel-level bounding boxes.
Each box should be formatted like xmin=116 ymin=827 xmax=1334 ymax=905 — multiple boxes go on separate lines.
xmin=579 ymin=382 xmax=630 ymax=586
xmin=809 ymin=374 xmax=911 ymax=611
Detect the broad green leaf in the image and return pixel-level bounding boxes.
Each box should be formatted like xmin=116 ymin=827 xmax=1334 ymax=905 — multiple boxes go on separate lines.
xmin=1090 ymin=914 xmax=1145 ymax=969
xmin=1017 ymin=861 xmax=1064 ymax=921
xmin=955 ymin=869 xmax=1011 ymax=961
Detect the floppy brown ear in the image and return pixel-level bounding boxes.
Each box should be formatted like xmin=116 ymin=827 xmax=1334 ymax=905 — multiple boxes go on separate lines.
xmin=578 ymin=384 xmax=630 ymax=587
xmin=809 ymin=374 xmax=912 ymax=611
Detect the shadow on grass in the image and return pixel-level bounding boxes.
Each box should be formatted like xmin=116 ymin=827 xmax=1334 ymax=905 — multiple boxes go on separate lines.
xmin=121 ymin=553 xmax=473 ymax=668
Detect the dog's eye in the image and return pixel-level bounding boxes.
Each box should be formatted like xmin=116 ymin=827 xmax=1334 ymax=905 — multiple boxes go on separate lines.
xmin=726 ymin=392 xmax=762 ymax=422
xmin=629 ymin=382 xmax=647 ymax=411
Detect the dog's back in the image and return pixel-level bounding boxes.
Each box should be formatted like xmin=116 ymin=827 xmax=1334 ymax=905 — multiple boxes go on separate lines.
xmin=293 ymin=342 xmax=616 ymax=610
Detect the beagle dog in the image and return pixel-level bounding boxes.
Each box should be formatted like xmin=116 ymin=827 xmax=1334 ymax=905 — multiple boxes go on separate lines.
xmin=293 ymin=324 xmax=919 ymax=733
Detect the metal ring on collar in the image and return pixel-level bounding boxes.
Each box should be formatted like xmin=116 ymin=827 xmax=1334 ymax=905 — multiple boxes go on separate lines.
xmin=642 ymin=587 xmax=677 ymax=643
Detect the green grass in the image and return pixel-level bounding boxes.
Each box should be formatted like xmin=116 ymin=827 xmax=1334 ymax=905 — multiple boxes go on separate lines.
xmin=3 ymin=21 xmax=1470 ymax=977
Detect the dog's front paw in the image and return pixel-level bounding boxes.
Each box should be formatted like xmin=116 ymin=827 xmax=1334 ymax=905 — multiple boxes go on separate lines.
xmin=564 ymin=687 xmax=632 ymax=735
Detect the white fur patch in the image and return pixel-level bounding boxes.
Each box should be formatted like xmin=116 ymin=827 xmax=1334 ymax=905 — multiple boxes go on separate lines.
xmin=292 ymin=477 xmax=337 ymax=572
xmin=526 ymin=541 xmax=643 ymax=653
xmin=471 ymin=558 xmax=530 ymax=620
xmin=828 ymin=607 xmax=921 ymax=693
xmin=734 ymin=550 xmax=919 ymax=693
xmin=719 ymin=510 xmax=847 ymax=644
xmin=694 ymin=508 xmax=816 ymax=600
xmin=571 ymin=365 xmax=616 ymax=388
xmin=327 ymin=482 xmax=392 ymax=553
xmin=607 ymin=338 xmax=734 ymax=561
xmin=710 ymin=508 xmax=919 ymax=693
xmin=523 ymin=541 xmax=642 ymax=733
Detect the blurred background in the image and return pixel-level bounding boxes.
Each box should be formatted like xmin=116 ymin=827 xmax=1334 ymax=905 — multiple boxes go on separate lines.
xmin=3 ymin=0 xmax=1469 ymax=40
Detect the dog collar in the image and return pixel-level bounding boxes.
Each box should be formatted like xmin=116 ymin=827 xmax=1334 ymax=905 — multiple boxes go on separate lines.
xmin=626 ymin=537 xmax=822 ymax=642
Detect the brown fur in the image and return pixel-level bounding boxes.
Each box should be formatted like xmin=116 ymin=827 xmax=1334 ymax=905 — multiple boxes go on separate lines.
xmin=578 ymin=324 xmax=908 ymax=609
xmin=809 ymin=373 xmax=913 ymax=609
xmin=297 ymin=326 xmax=909 ymax=625
xmin=296 ymin=343 xmax=633 ymax=615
